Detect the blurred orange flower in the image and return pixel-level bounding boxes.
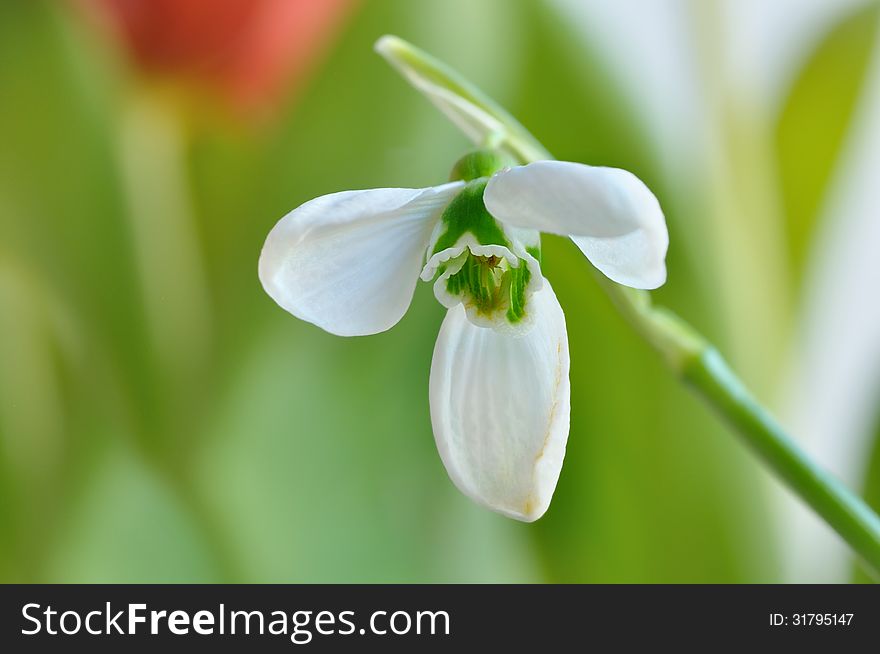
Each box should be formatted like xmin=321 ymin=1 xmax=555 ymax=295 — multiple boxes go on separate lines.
xmin=81 ymin=0 xmax=354 ymax=112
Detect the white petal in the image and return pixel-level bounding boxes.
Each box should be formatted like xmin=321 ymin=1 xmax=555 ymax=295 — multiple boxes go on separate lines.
xmin=259 ymin=183 xmax=463 ymax=336
xmin=429 ymin=280 xmax=570 ymax=521
xmin=569 ymin=231 xmax=667 ymax=290
xmin=484 ymin=160 xmax=669 ymax=289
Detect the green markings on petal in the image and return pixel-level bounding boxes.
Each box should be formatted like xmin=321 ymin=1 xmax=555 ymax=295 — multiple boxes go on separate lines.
xmin=442 ymin=249 xmax=533 ymax=326
xmin=448 ymin=254 xmax=506 ymax=316
xmin=505 ymin=261 xmax=531 ymax=323
xmin=431 ymin=180 xmax=509 ymax=254
xmin=427 ymin=178 xmax=539 ymax=327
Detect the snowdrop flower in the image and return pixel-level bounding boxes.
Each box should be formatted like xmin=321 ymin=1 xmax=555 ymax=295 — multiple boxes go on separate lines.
xmin=259 ymin=150 xmax=668 ymax=521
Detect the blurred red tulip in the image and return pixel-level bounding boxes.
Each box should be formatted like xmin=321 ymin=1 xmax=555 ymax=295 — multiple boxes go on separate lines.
xmin=81 ymin=0 xmax=354 ymax=112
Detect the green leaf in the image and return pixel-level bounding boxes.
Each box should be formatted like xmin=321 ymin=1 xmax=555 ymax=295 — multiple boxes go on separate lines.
xmin=775 ymin=2 xmax=880 ymax=281
xmin=854 ymin=403 xmax=880 ymax=582
xmin=45 ymin=442 xmax=223 ymax=583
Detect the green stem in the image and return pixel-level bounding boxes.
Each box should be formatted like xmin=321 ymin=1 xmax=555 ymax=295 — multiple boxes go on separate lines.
xmin=379 ymin=35 xmax=880 ymax=577
xmin=685 ymin=344 xmax=880 ymax=577
xmin=601 ymin=277 xmax=880 ymax=576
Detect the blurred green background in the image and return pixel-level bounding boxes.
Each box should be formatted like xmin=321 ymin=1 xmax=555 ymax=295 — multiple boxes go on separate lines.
xmin=2 ymin=0 xmax=880 ymax=583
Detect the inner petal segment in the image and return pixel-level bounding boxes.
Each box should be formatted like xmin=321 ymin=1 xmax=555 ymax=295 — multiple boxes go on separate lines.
xmin=421 ymin=180 xmax=543 ymax=333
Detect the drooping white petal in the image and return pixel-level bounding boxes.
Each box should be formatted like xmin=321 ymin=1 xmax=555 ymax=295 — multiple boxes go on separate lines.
xmin=259 ymin=183 xmax=463 ymax=336
xmin=484 ymin=160 xmax=669 ymax=289
xmin=429 ymin=281 xmax=570 ymax=522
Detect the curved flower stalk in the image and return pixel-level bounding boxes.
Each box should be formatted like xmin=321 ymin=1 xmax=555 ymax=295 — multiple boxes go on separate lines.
xmin=371 ymin=37 xmax=880 ymax=573
xmin=260 ymin=148 xmax=669 ymax=520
